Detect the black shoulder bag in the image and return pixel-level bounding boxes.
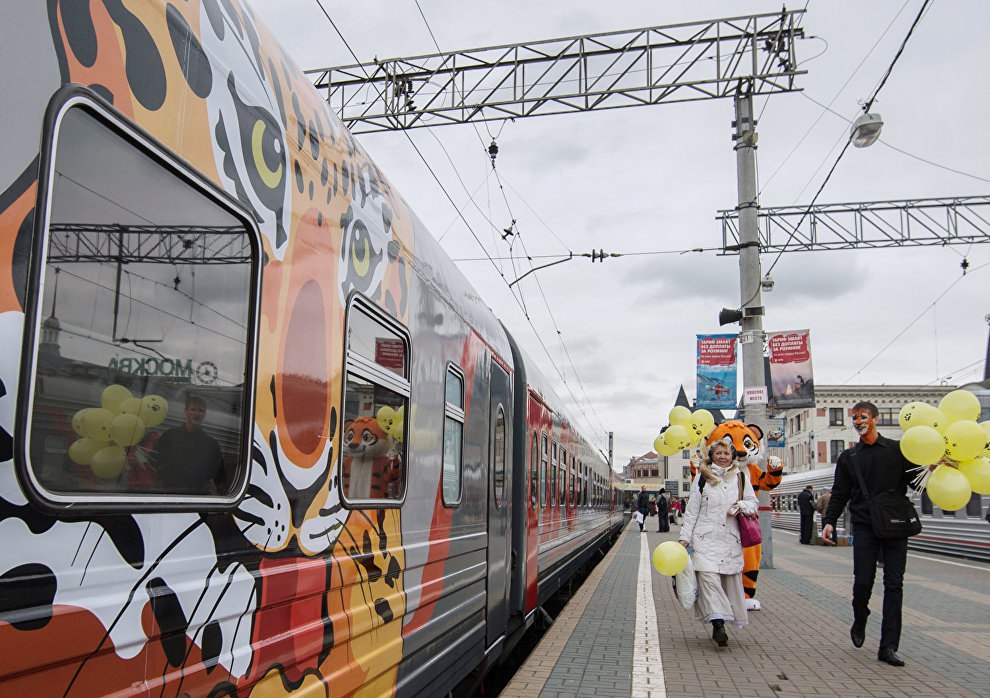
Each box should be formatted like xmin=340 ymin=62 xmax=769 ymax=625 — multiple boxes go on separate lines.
xmin=851 ymin=451 xmax=922 ymax=539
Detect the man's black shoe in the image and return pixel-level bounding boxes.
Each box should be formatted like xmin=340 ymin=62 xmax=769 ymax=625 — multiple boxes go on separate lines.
xmin=877 ymin=649 xmax=905 ymax=666
xmin=850 ymin=621 xmax=865 ymax=648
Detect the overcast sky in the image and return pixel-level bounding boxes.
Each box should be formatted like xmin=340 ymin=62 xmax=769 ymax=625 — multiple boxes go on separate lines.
xmin=250 ymin=0 xmax=989 ymax=467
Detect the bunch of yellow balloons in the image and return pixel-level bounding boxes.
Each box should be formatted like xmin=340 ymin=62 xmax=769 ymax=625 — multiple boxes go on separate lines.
xmin=899 ymin=390 xmax=990 ymax=511
xmin=654 ymin=406 xmax=715 ymax=457
xmin=68 ymin=384 xmax=169 ymax=480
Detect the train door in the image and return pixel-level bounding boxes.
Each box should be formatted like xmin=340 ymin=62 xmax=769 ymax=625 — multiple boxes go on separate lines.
xmin=486 ymin=360 xmax=512 ymax=649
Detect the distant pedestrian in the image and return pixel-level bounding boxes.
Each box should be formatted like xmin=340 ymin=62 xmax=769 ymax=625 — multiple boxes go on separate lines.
xmin=670 ymin=496 xmax=682 ymax=523
xmin=822 ymin=401 xmax=919 ymax=667
xmin=657 ymin=488 xmax=670 ymax=532
xmin=636 ymin=485 xmax=649 ymax=532
xmin=798 ymin=485 xmax=815 ymax=544
xmin=679 ymin=440 xmax=758 ymax=646
xmin=815 ymin=488 xmax=831 ymax=536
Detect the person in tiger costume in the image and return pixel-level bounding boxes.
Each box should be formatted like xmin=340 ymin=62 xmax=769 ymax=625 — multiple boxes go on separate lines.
xmin=341 ymin=415 xmax=402 ymax=499
xmin=690 ymin=420 xmax=784 ymax=610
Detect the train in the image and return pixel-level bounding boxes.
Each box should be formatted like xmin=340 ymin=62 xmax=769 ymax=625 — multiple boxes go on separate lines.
xmin=0 ymin=2 xmax=625 ymax=696
xmin=770 ymin=468 xmax=990 ymax=563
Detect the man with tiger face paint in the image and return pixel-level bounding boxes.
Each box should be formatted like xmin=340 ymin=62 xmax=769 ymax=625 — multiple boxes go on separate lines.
xmin=822 ymin=401 xmax=916 ymax=667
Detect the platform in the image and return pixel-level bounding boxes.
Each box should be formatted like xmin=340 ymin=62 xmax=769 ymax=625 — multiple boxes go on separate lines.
xmin=501 ymin=518 xmax=990 ymax=697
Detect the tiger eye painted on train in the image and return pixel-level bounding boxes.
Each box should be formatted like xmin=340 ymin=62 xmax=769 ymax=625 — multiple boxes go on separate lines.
xmin=0 ymin=2 xmax=623 ymax=695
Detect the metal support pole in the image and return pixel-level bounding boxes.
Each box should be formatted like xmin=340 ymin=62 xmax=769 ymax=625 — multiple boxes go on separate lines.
xmin=733 ymin=91 xmax=773 ymax=568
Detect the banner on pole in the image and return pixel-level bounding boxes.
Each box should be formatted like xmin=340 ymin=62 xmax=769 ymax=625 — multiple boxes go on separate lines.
xmin=696 ymin=334 xmax=737 ymax=409
xmin=766 ymin=417 xmax=786 ymax=448
xmin=767 ymin=330 xmax=815 ymax=409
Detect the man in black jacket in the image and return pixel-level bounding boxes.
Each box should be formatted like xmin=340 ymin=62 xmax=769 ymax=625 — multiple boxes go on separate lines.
xmin=822 ymin=401 xmax=914 ymax=667
xmin=797 ymin=485 xmax=815 ymax=544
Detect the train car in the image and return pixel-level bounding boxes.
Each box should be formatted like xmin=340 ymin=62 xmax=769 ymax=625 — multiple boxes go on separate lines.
xmin=771 ymin=468 xmax=990 ymax=563
xmin=0 ymin=2 xmax=622 ymax=696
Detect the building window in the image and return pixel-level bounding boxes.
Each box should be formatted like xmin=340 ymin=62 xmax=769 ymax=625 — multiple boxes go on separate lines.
xmin=829 ymin=408 xmax=844 ymax=426
xmin=341 ymin=300 xmax=408 ymax=503
xmin=683 ymin=466 xmax=691 ymax=479
xmin=22 ymin=93 xmax=261 ymax=508
xmin=442 ymin=366 xmax=464 ymax=505
xmin=830 ymin=440 xmax=844 ymax=463
xmin=877 ymin=408 xmax=897 ymax=426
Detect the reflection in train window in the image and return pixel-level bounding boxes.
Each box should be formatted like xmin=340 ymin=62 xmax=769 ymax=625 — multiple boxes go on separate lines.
xmin=24 ymin=96 xmax=259 ymax=506
xmin=443 ymin=366 xmax=464 ymax=505
xmin=341 ymin=300 xmax=408 ymax=504
xmin=493 ymin=407 xmax=505 ymax=508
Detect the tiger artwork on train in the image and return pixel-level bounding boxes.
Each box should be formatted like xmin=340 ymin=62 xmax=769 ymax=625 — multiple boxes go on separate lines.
xmin=0 ymin=0 xmax=414 ymax=694
xmin=693 ymin=421 xmax=784 ymax=610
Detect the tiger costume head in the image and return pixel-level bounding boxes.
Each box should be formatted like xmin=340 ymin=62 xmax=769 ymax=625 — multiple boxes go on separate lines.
xmin=343 ymin=415 xmax=392 ymax=459
xmin=705 ymin=420 xmax=765 ymax=466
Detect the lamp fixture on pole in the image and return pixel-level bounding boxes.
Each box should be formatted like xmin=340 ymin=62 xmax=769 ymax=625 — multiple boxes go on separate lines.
xmin=850 ymin=112 xmax=883 ymax=148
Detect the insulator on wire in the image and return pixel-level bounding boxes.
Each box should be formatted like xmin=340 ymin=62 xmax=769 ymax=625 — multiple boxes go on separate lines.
xmin=488 ymin=140 xmax=499 ymax=167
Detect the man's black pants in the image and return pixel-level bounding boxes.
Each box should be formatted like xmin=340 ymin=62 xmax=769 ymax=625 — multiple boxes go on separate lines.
xmin=799 ymin=512 xmax=813 ymax=544
xmin=852 ymin=527 xmax=908 ymax=651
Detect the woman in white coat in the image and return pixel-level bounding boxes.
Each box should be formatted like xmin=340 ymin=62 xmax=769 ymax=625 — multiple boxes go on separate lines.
xmin=678 ymin=439 xmax=759 ymax=646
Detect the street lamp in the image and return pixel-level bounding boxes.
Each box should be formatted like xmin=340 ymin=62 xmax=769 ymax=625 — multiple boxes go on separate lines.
xmin=850 ymin=112 xmax=883 ymax=148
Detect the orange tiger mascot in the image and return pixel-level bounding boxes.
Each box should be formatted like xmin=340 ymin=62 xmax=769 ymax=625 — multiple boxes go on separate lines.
xmin=690 ymin=420 xmax=783 ymax=610
xmin=342 ymin=416 xmax=402 ymax=499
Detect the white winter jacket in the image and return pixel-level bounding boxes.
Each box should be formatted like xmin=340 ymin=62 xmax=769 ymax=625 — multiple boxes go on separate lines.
xmin=678 ymin=463 xmax=759 ymax=574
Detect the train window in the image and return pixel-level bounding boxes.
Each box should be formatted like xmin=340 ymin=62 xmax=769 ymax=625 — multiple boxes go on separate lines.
xmin=442 ymin=365 xmax=464 ymax=506
xmin=341 ymin=300 xmax=408 ymax=504
xmin=21 ymin=92 xmax=260 ymax=508
xmin=551 ymin=441 xmax=557 ymax=506
xmin=965 ymin=492 xmax=981 ymax=517
xmin=570 ymin=455 xmax=576 ymax=506
xmin=530 ymin=431 xmax=539 ymax=509
xmin=920 ymin=490 xmax=933 ymax=515
xmin=560 ymin=446 xmax=567 ymax=507
xmin=541 ymin=433 xmax=549 ymax=507
xmin=493 ymin=406 xmax=505 ymax=508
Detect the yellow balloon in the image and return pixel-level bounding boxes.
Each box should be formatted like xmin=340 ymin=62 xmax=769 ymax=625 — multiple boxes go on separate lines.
xmin=101 ymin=384 xmax=132 ymax=412
xmin=117 ymin=397 xmax=142 ymax=416
xmin=898 ymin=401 xmax=926 ymax=431
xmin=938 ymin=389 xmax=981 ymax=424
xmin=81 ymin=408 xmax=115 ymax=442
xmin=654 ymin=434 xmax=681 ymax=457
xmin=943 ymin=420 xmax=985 ymax=462
xmin=979 ymin=421 xmax=990 ymax=457
xmin=652 ymin=541 xmax=689 ymax=576
xmin=690 ymin=409 xmax=716 ymax=440
xmin=669 ymin=406 xmax=693 ymax=428
xmin=110 ymin=413 xmax=146 ymax=447
xmin=90 ymin=445 xmax=127 ymax=479
xmin=909 ymin=404 xmax=948 ymax=434
xmin=68 ymin=438 xmax=109 ymax=466
xmin=71 ymin=409 xmax=91 ymax=437
xmin=958 ymin=457 xmax=990 ymax=495
xmin=138 ymin=395 xmax=169 ymax=427
xmin=664 ymin=424 xmax=693 ymax=451
xmin=899 ymin=425 xmax=945 ymax=465
xmin=926 ymin=464 xmax=972 ymax=511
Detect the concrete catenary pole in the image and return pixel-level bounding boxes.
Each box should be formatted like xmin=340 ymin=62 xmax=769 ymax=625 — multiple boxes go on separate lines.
xmin=733 ymin=89 xmax=773 ymax=568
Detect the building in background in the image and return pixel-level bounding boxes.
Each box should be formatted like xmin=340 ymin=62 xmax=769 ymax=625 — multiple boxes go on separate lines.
xmin=766 ymin=384 xmax=956 ymax=472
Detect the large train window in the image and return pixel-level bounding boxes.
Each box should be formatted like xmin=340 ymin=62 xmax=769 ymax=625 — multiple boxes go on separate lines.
xmin=550 ymin=441 xmax=557 ymax=506
xmin=541 ymin=432 xmax=549 ymax=507
xmin=493 ymin=407 xmax=505 ymax=508
xmin=20 ymin=90 xmax=260 ymax=509
xmin=530 ymin=431 xmax=538 ymax=508
xmin=442 ymin=365 xmax=464 ymax=505
xmin=341 ymin=299 xmax=408 ymax=504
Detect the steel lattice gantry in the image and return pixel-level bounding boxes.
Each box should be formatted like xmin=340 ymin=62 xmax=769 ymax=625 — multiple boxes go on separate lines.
xmin=308 ymin=10 xmax=805 ymax=133
xmin=717 ymin=196 xmax=990 ymax=254
xmin=46 ymin=225 xmax=253 ymax=264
